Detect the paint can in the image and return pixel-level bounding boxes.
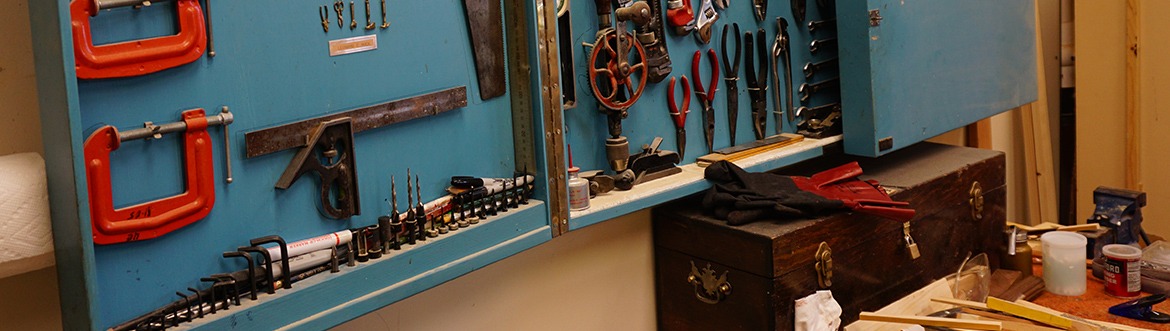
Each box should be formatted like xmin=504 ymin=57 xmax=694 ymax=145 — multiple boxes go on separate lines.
xmin=1102 ymin=244 xmax=1142 ymax=298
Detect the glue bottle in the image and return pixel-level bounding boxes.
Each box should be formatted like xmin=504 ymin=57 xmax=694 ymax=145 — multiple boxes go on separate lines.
xmin=566 ymin=144 xmax=590 ymax=211
xmin=568 ymin=166 xmax=590 ymax=211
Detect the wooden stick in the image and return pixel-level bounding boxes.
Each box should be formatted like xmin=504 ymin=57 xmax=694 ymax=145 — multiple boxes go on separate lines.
xmin=1012 ymin=300 xmax=1154 ymax=331
xmin=986 ymin=297 xmax=1072 ymax=329
xmin=931 ymin=297 xmax=989 ymax=310
xmin=1056 ymin=224 xmax=1099 ymax=232
xmin=959 ymin=313 xmax=1064 ymax=331
xmin=1124 ymin=0 xmax=1142 ymax=191
xmin=858 ymin=312 xmax=1002 ymax=330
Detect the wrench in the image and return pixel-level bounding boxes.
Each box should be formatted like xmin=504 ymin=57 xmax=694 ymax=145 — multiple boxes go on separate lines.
xmin=692 ymin=0 xmax=718 ymax=44
xmin=810 ymin=37 xmax=837 ymax=54
xmin=803 ymin=57 xmax=837 ymax=79
xmin=807 ymin=18 xmax=835 ymax=33
xmin=799 ymin=77 xmax=839 ymax=103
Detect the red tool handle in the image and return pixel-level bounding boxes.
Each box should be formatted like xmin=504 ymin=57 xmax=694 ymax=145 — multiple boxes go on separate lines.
xmin=71 ymin=0 xmax=207 ymax=79
xmin=666 ymin=0 xmax=693 ymax=30
xmin=668 ymin=75 xmax=690 ymax=128
xmin=85 ymin=109 xmax=216 ymax=244
xmin=691 ymin=49 xmax=719 ymax=102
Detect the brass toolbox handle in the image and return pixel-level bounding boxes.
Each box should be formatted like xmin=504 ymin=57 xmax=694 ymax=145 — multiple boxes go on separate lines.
xmin=687 ymin=261 xmax=732 ymax=304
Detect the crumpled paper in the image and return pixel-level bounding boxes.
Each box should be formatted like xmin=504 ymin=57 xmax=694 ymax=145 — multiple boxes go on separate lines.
xmin=795 ymin=290 xmax=843 ymax=331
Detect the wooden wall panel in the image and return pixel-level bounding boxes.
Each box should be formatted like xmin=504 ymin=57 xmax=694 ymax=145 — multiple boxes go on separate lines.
xmin=1075 ymin=0 xmax=1169 ymax=238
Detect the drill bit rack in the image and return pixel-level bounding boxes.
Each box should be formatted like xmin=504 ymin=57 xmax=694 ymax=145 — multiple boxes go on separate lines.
xmin=110 ymin=174 xmax=537 ymax=330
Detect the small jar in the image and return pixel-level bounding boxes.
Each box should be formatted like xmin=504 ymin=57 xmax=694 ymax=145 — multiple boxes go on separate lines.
xmin=1002 ymin=226 xmax=1033 ymax=277
xmin=568 ymin=167 xmax=590 ymax=211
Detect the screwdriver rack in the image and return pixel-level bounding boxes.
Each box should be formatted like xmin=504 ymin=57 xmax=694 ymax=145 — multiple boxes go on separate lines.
xmin=29 ymin=0 xmax=1035 ymax=329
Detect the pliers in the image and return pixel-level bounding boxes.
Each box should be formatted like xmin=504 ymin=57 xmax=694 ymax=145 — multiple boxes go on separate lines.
xmin=667 ymin=75 xmax=691 ymax=159
xmin=691 ymin=49 xmax=719 ymax=153
xmin=771 ymin=17 xmax=793 ymax=133
xmin=753 ymin=0 xmax=766 ymax=21
xmin=744 ymin=28 xmax=769 ymax=140
xmin=720 ymin=23 xmax=740 ymax=146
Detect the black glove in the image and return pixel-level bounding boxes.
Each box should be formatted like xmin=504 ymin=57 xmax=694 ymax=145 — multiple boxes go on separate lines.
xmin=703 ymin=160 xmax=914 ymax=225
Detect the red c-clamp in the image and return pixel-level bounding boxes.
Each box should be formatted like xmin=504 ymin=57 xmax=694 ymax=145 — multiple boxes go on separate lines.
xmin=85 ymin=108 xmax=232 ymax=244
xmin=70 ymin=0 xmax=207 ymax=79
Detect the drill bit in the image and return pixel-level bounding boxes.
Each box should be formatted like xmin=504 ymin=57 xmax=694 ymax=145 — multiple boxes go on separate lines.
xmin=404 ymin=170 xmax=417 ymax=245
xmin=417 ymin=175 xmax=433 ymax=240
xmin=389 ymin=176 xmax=401 ymax=250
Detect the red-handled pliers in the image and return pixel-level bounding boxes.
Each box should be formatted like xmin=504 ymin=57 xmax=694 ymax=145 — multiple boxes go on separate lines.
xmin=692 ymin=49 xmax=719 ymax=153
xmin=668 ymin=75 xmax=691 ymax=158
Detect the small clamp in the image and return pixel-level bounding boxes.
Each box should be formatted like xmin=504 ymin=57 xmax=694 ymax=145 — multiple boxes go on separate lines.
xmin=1110 ymin=294 xmax=1170 ymax=323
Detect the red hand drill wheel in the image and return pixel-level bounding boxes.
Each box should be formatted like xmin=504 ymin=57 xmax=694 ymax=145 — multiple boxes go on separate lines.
xmin=588 ymin=28 xmax=649 ymax=111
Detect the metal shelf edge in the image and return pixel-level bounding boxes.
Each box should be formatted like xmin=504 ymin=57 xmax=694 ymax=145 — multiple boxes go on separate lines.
xmin=568 ymin=136 xmax=843 ymax=231
xmin=165 ymin=202 xmax=550 ymax=331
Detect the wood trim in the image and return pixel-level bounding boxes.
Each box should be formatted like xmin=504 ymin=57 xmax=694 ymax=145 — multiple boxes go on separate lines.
xmin=965 ymin=119 xmax=992 ymax=149
xmin=1020 ymin=0 xmax=1058 ymax=225
xmin=858 ymin=312 xmax=1002 ymax=330
xmin=1125 ymin=0 xmax=1142 ymax=191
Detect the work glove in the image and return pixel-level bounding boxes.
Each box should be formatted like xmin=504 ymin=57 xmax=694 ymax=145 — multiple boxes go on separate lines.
xmin=702 ymin=160 xmax=915 ymax=225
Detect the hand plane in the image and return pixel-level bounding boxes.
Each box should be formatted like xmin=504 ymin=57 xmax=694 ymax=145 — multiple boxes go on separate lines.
xmin=275 ymin=118 xmax=361 ymax=219
xmin=627 ymin=137 xmax=682 ymax=185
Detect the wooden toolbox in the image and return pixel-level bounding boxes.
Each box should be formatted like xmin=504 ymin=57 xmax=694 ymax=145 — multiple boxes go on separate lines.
xmin=652 ymin=142 xmax=1006 ymax=330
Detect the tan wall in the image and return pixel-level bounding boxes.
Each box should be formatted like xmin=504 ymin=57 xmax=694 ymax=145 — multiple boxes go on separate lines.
xmin=1074 ymin=0 xmax=1169 ymax=239
xmin=0 ymin=0 xmax=59 ymax=330
xmin=335 ymin=210 xmax=656 ymax=331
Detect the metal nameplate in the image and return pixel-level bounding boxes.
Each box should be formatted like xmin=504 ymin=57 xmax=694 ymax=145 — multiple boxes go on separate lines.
xmin=328 ymin=35 xmax=378 ymax=56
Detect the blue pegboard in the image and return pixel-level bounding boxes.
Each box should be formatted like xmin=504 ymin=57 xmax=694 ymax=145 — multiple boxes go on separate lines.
xmin=31 ymin=0 xmax=555 ymax=329
xmin=563 ymin=0 xmax=841 ymax=173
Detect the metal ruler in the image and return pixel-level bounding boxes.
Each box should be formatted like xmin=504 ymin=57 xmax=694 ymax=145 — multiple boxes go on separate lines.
xmin=506 ymin=0 xmax=568 ymax=236
xmin=244 ymin=87 xmax=467 ymax=158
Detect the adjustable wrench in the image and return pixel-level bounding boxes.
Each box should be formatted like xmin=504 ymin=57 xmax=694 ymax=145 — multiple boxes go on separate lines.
xmin=693 ymin=0 xmax=718 ymax=44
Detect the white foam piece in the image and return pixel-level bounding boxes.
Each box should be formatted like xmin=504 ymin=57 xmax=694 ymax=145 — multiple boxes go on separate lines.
xmin=0 ymin=153 xmax=54 ymax=278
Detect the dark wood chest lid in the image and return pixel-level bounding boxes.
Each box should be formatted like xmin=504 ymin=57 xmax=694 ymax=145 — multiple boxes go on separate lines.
xmin=652 ymin=142 xmax=1006 ymax=278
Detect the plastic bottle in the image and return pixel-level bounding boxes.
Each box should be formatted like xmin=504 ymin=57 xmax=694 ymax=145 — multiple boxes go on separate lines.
xmin=1041 ymin=231 xmax=1087 ymax=296
xmin=568 ymin=167 xmax=590 ymax=211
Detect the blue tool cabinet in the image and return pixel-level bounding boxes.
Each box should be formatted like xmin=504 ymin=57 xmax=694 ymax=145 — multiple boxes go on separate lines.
xmin=28 ymin=0 xmax=1035 ymax=329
